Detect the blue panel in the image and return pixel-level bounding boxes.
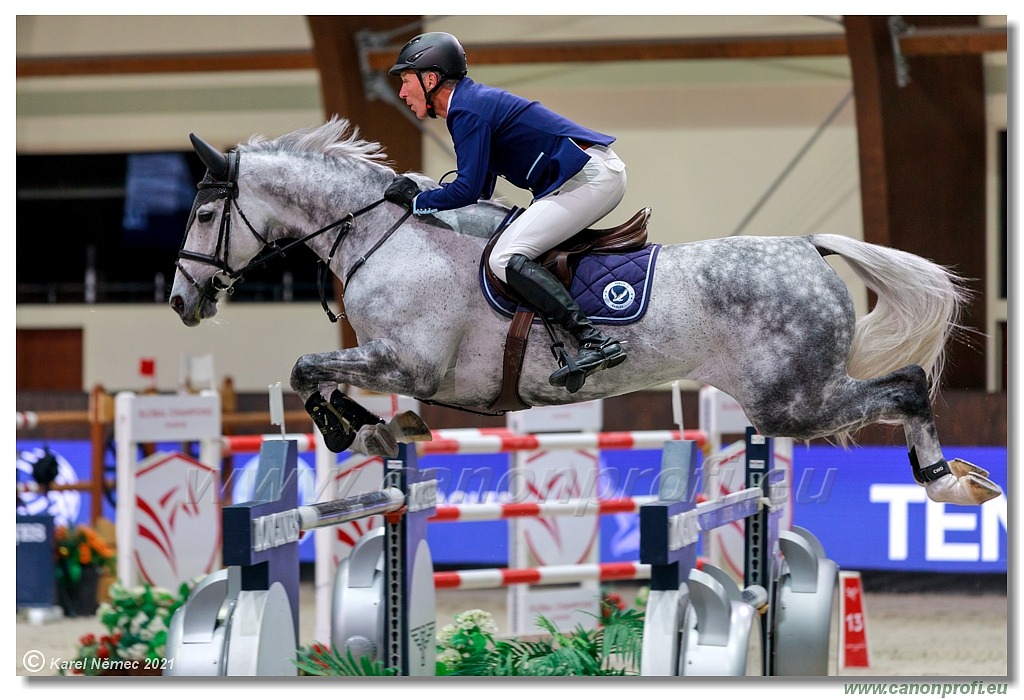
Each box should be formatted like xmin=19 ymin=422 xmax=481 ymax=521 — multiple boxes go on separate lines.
xmin=17 ymin=515 xmax=57 ymax=607
xmin=421 ymin=453 xmax=511 ymax=566
xmin=16 ymin=440 xmax=98 ymax=527
xmin=790 ymin=445 xmax=1007 ymax=573
xmin=20 ymin=440 xmax=1004 ymax=573
xmin=596 ymin=449 xmax=663 ymax=563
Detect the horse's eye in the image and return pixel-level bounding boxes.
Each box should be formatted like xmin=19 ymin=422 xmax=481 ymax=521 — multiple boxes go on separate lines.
xmin=197 ymin=211 xmax=214 ymax=223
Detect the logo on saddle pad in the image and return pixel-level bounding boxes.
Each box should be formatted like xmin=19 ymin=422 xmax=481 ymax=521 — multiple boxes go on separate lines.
xmin=482 ymin=244 xmax=661 ymax=325
xmin=603 ymin=281 xmax=636 ymax=311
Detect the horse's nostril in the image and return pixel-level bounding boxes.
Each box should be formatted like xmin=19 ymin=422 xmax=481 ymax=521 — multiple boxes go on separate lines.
xmin=170 ymin=295 xmax=184 ymax=314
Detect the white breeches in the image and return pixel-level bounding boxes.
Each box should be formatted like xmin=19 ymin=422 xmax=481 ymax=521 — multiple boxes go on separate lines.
xmin=488 ymin=146 xmax=627 ymax=282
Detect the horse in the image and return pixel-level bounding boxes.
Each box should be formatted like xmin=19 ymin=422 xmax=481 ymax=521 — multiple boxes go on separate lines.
xmin=169 ymin=117 xmax=1001 ymax=508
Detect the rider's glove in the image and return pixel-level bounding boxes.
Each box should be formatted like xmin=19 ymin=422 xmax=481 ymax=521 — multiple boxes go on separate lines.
xmin=384 ymin=176 xmax=421 ymax=210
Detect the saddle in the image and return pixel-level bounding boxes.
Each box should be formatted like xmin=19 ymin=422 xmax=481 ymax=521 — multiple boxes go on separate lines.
xmin=483 ymin=207 xmax=651 ymax=413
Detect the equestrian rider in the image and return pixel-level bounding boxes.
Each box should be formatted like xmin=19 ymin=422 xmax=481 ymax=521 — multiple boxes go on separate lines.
xmin=384 ymin=31 xmax=628 ymax=393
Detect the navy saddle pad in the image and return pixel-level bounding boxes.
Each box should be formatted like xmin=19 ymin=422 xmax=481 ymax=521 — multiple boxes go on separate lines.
xmin=481 ymin=244 xmax=661 ymax=326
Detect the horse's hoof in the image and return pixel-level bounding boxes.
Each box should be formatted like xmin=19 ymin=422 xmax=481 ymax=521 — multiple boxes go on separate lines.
xmin=949 ymin=458 xmax=990 ymax=480
xmin=352 ymin=424 xmax=399 ymax=458
xmin=386 ymin=411 xmax=433 ymax=442
xmin=925 ymin=469 xmax=1002 ymax=505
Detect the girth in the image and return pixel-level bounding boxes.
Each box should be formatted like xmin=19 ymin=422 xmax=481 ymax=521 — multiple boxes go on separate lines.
xmin=483 ymin=207 xmax=651 ymax=412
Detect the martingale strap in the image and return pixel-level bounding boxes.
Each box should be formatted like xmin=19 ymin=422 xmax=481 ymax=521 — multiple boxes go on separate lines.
xmin=344 ymin=210 xmax=412 ymax=288
xmin=317 ymin=209 xmax=413 ymax=324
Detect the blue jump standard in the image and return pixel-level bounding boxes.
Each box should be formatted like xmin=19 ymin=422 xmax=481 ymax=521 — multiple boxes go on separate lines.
xmin=221 ymin=439 xmax=302 ymax=642
xmin=219 ymin=439 xmax=435 ymax=675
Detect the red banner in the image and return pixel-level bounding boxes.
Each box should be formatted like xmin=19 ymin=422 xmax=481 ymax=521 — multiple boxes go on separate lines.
xmin=841 ymin=571 xmax=870 ymax=668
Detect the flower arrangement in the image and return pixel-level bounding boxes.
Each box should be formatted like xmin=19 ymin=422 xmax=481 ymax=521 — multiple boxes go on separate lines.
xmin=294 ymin=642 xmax=397 ymax=676
xmin=295 ymin=588 xmax=648 ymax=677
xmin=599 ymin=585 xmax=648 ymax=626
xmin=60 ymin=581 xmax=191 ymax=676
xmin=55 ymin=523 xmax=116 ymax=585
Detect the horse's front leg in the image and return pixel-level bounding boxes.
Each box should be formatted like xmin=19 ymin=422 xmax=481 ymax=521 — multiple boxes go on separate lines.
xmin=290 ymin=339 xmax=436 ymax=456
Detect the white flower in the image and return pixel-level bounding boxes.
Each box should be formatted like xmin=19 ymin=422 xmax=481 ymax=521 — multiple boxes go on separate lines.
xmin=455 ymin=609 xmax=497 ymax=635
xmin=130 ymin=611 xmax=148 ymax=635
xmin=436 ymin=623 xmax=457 ymax=647
xmin=123 ymin=642 xmax=149 ymax=661
xmin=437 ymin=648 xmax=461 ymax=667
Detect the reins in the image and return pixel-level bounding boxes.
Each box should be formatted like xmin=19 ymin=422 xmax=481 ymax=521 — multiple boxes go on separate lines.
xmin=177 ymin=149 xmax=408 ymax=323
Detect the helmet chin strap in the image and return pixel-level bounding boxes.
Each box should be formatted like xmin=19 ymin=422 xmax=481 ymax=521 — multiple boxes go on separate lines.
xmin=416 ymin=71 xmax=443 ymax=119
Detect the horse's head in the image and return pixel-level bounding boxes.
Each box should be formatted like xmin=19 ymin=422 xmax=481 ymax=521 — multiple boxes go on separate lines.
xmin=170 ymin=134 xmax=272 ymax=326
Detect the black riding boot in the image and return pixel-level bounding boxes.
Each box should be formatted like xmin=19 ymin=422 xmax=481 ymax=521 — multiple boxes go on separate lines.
xmin=505 ymin=254 xmax=627 ymax=392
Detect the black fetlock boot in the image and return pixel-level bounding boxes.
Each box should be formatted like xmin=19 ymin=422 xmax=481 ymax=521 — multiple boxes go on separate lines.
xmin=305 ymin=389 xmax=384 ymax=453
xmin=504 ymin=254 xmax=627 ymax=393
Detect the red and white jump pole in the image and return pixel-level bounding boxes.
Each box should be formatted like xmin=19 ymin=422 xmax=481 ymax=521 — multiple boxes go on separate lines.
xmin=221 ymin=428 xmax=707 ymax=456
xmin=429 ymin=496 xmax=659 ymax=522
xmin=434 ymin=561 xmax=651 ymax=590
xmin=422 ymin=428 xmax=705 ymax=454
xmin=222 ymin=433 xmax=318 ymax=455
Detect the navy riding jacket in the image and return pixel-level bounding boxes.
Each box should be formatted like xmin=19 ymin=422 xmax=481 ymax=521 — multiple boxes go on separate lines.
xmin=412 ymin=78 xmax=615 ymax=215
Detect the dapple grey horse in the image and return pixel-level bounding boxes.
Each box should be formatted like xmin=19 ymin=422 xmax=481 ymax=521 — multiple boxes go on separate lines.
xmin=170 ymin=118 xmax=1001 ymax=507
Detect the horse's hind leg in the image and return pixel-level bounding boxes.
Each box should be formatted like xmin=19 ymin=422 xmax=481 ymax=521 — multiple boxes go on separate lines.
xmin=885 ymin=369 xmax=1000 ymax=505
xmin=751 ymin=365 xmax=1002 ymax=506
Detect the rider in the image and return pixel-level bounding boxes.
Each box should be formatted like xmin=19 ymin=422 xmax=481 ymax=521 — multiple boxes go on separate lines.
xmin=384 ymin=31 xmax=628 ymax=393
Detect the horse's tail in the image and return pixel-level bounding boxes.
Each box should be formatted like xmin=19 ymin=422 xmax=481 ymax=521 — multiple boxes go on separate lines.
xmin=808 ymin=233 xmax=971 ymax=400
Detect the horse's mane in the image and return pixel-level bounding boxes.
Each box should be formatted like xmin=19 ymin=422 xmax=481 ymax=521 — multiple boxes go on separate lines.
xmin=240 ymin=116 xmax=389 ymax=164
xmin=237 ymin=116 xmax=507 ymax=239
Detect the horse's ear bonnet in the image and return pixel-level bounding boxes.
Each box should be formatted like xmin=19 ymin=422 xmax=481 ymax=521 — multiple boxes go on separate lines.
xmin=190 ymin=133 xmax=229 ymax=180
xmin=186 ymin=134 xmax=236 ymax=229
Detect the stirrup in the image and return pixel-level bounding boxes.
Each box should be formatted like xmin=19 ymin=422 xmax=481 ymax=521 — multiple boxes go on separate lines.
xmin=549 ymin=339 xmax=627 ymax=392
xmin=550 ymin=345 xmax=587 ymax=394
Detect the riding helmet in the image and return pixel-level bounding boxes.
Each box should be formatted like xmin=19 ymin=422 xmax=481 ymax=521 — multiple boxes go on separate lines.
xmin=388 ymin=32 xmax=468 ymax=81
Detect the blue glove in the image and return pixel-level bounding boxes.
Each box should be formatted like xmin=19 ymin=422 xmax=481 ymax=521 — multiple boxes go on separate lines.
xmin=384 ymin=176 xmax=420 ymax=210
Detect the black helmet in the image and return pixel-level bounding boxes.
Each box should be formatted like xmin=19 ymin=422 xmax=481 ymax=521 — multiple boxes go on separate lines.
xmin=388 ymin=32 xmax=468 ymax=82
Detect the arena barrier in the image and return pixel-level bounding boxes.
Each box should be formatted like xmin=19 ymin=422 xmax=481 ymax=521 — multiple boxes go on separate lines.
xmin=15 ymin=379 xmax=312 ymax=527
xmin=164 ymin=429 xmax=839 ymax=677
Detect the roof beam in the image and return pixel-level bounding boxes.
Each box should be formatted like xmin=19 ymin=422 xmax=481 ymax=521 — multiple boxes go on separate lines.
xmin=897 ymin=25 xmax=1007 ymax=56
xmin=367 ymin=33 xmax=851 ymax=70
xmin=16 ymin=49 xmax=317 ymax=78
xmin=16 ymin=26 xmax=1005 ymax=79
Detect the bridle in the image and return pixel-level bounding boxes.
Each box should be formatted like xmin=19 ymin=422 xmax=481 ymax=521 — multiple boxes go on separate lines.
xmin=176 ymin=148 xmax=410 ymax=322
